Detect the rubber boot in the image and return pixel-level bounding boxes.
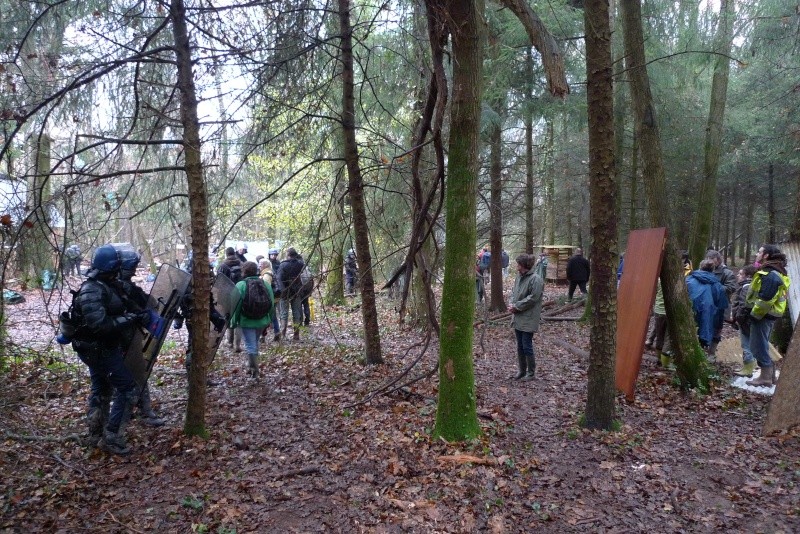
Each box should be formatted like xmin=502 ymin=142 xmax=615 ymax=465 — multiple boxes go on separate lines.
xmin=520 ymin=353 xmax=536 ymax=381
xmin=658 ymin=351 xmax=672 ymax=368
xmin=234 ymin=328 xmax=242 ymax=353
xmin=746 ymin=365 xmax=774 ymax=387
xmin=138 ymin=386 xmax=164 ymax=427
xmin=734 ymin=360 xmax=756 ymax=377
xmin=293 ymin=327 xmax=300 ymax=341
xmin=247 ymin=353 xmax=259 ymax=379
xmin=509 ymin=353 xmax=526 ymax=380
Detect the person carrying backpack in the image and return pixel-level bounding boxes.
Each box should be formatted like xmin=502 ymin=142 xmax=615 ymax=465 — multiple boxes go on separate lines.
xmin=230 ymin=261 xmax=274 ymax=378
xmin=66 ymin=244 xmax=151 ymax=455
xmin=218 ymin=247 xmax=243 ymax=351
xmin=277 ymin=247 xmax=305 ymax=340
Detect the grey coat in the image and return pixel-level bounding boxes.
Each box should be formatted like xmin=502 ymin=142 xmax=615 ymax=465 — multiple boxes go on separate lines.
xmin=510 ymin=269 xmax=544 ymax=333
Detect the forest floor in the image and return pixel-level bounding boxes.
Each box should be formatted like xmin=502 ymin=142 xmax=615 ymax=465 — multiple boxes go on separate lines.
xmin=2 ymin=278 xmax=800 ymax=533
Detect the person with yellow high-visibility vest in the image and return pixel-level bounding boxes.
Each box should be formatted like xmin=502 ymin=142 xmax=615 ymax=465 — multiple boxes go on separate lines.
xmin=745 ymin=244 xmax=791 ymax=387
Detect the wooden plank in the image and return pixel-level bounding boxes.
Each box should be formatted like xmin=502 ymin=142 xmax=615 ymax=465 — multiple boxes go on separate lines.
xmin=615 ymin=228 xmax=667 ymax=400
xmin=781 ymin=241 xmax=800 ymax=328
xmin=764 ymin=316 xmax=800 ymax=435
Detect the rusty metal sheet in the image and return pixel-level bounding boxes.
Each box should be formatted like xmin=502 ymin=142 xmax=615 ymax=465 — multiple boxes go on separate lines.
xmin=781 ymin=241 xmax=800 ymax=328
xmin=615 ymin=228 xmax=667 ymax=400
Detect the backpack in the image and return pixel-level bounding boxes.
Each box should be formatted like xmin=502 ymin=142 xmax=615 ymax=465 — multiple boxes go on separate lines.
xmin=241 ymin=278 xmax=272 ymax=319
xmin=228 ymin=263 xmax=242 ymax=283
xmin=479 ymin=251 xmax=491 ymax=270
xmin=299 ymin=266 xmax=314 ymax=298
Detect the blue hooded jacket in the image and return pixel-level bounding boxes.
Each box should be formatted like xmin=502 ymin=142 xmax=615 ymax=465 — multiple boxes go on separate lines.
xmin=686 ymin=270 xmax=728 ymax=346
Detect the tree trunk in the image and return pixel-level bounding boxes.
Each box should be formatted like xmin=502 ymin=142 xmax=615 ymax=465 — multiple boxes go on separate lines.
xmin=401 ymin=4 xmax=446 ymax=332
xmin=688 ymin=0 xmax=734 ymax=266
xmin=544 ymin=120 xmax=555 ymax=245
xmin=339 ymin=0 xmax=382 ymax=364
xmin=524 ymin=50 xmax=535 ymax=254
xmin=433 ymin=0 xmax=483 ymax=442
xmin=620 ymin=0 xmax=709 ymax=390
xmin=584 ymin=0 xmax=617 ymax=430
xmin=489 ymin=117 xmax=506 ymax=312
xmin=171 ymin=0 xmax=212 ymax=438
xmin=497 ymin=0 xmax=569 ymax=97
xmin=630 ymin=133 xmax=639 ymax=230
xmin=767 ymin=163 xmax=775 ymax=243
xmin=732 ymin=176 xmax=740 ymax=262
xmin=745 ymin=181 xmax=753 ymax=262
xmin=612 ymin=0 xmax=628 ymax=244
xmin=792 ymin=169 xmax=800 ymax=242
xmin=20 ymin=134 xmax=54 ymax=287
xmin=325 ymin=165 xmax=347 ymax=306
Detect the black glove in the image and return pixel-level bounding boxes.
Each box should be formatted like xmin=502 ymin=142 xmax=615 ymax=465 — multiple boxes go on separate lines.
xmin=211 ymin=311 xmax=226 ymax=332
xmin=136 ymin=311 xmax=152 ymax=326
xmin=115 ymin=314 xmax=135 ymax=329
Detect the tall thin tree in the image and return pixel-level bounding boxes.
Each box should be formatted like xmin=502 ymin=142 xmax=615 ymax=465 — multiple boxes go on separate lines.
xmin=584 ymin=0 xmax=617 ymax=429
xmin=339 ymin=0 xmax=382 ymax=364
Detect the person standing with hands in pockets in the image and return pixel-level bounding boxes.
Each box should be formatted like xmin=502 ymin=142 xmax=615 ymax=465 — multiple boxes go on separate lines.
xmin=508 ymin=254 xmax=545 ymax=381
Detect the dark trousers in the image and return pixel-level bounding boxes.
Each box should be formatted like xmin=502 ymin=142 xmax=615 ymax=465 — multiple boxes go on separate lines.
xmin=84 ymin=345 xmax=137 ymax=433
xmin=568 ymin=280 xmax=587 ymax=300
xmin=647 ymin=313 xmax=668 ymax=350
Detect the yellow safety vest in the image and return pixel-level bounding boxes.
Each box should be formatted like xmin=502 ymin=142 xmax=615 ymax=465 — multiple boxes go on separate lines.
xmin=746 ymin=269 xmax=791 ymax=319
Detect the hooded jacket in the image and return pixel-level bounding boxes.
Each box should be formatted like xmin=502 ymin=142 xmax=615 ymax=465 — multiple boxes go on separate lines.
xmin=686 ymin=270 xmax=728 ymax=346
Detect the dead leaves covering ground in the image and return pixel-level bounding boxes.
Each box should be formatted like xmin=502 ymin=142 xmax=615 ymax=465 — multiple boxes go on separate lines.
xmin=1 ymin=282 xmax=800 ymax=532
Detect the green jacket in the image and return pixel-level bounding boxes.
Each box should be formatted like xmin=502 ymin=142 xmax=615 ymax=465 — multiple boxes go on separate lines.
xmin=230 ymin=276 xmax=274 ymax=329
xmin=510 ymin=269 xmax=544 ymax=333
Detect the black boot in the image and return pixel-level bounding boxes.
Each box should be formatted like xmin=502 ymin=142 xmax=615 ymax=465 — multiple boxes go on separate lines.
xmin=509 ymin=353 xmax=526 ymax=379
xmin=137 ymin=385 xmax=164 ymax=427
xmin=100 ymin=392 xmax=135 ymax=456
xmin=521 ymin=353 xmax=536 ymax=381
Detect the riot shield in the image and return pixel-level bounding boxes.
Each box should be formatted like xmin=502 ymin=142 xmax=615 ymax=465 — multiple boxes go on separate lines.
xmin=209 ymin=272 xmax=240 ymax=363
xmin=125 ymin=264 xmax=191 ymax=386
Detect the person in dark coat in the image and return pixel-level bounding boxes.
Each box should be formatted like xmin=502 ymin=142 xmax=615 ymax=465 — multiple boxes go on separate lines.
xmin=114 ymin=246 xmax=164 ymax=427
xmin=277 ymin=247 xmax=305 ymax=340
xmin=218 ymin=247 xmax=242 ymax=351
xmin=704 ymin=249 xmax=737 ymax=357
xmin=566 ymin=248 xmax=590 ymax=301
xmin=70 ymin=244 xmax=145 ymax=455
xmin=344 ymin=249 xmax=358 ymax=295
xmin=686 ymin=260 xmax=728 ymax=355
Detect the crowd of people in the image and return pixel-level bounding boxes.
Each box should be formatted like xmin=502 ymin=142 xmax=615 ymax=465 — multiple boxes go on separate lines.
xmin=644 ymin=244 xmax=791 ymax=388
xmin=54 ymin=236 xmax=791 ymax=455
xmin=56 ymin=241 xmax=329 ymax=455
xmin=502 ymin=243 xmax=791 ymax=387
